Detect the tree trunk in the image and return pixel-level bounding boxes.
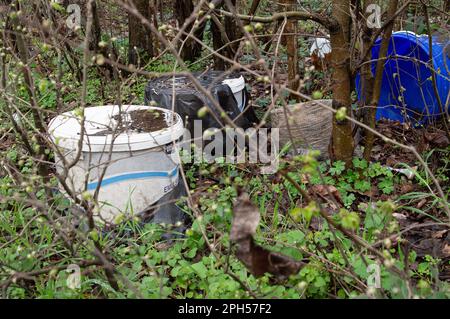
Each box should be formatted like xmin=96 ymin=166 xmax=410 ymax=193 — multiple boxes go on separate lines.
xmin=150 ymin=0 xmax=160 ymax=54
xmin=280 ymin=1 xmax=288 ymax=46
xmin=128 ymin=0 xmax=153 ymax=66
xmin=329 ymin=0 xmax=354 ymax=165
xmin=211 ymin=16 xmax=226 ymax=70
xmin=224 ymin=0 xmax=243 ymax=53
xmin=363 ymin=0 xmax=398 ymax=160
xmin=88 ymin=0 xmax=102 ymax=53
xmin=211 ymin=0 xmax=237 ymax=69
xmin=284 ymin=0 xmax=299 ymax=101
xmin=158 ymin=0 xmax=164 ymax=23
xmin=248 ymin=0 xmax=261 ymax=15
xmin=174 ymin=0 xmax=206 ymax=62
xmin=359 ymin=0 xmax=375 ymax=141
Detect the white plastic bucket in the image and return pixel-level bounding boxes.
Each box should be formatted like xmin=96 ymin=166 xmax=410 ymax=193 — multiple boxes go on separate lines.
xmin=49 ymin=105 xmax=184 ymax=223
xmin=223 ymin=76 xmax=246 ymax=112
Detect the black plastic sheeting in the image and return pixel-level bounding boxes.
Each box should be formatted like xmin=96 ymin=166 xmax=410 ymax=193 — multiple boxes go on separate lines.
xmin=144 ymin=70 xmax=258 ymax=135
xmin=143 ymin=71 xmax=259 ymax=233
xmin=140 ymin=183 xmax=189 ymax=239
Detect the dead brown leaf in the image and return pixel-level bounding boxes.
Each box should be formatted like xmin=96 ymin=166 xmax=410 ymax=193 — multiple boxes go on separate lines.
xmin=399 ymin=183 xmax=415 ymax=194
xmin=392 ymin=212 xmax=407 ymax=220
xmin=432 ymin=230 xmax=448 ymax=239
xmin=442 ymin=244 xmax=450 ymax=258
xmin=413 ymin=237 xmax=450 ymax=258
xmin=424 ymin=130 xmax=450 ymax=148
xmin=230 ymin=193 xmax=260 ymax=242
xmin=417 ymin=198 xmax=427 ymax=209
xmin=310 ymin=184 xmax=343 ymax=205
xmin=237 ymin=240 xmax=305 ymax=278
xmin=231 ymin=192 xmax=305 ymax=279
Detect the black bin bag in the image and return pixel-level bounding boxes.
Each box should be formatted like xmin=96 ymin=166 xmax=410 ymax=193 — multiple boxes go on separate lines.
xmin=143 ymin=71 xmax=258 ymax=234
xmin=144 ymin=70 xmax=258 ymax=135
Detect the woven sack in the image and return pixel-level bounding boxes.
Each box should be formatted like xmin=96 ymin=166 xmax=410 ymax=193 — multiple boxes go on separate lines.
xmin=270 ymin=99 xmax=333 ymax=158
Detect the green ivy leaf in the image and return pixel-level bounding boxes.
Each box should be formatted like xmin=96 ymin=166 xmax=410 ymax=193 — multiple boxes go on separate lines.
xmin=352 ymin=158 xmax=368 ymax=169
xmin=329 ymin=161 xmax=346 ymax=176
xmin=354 ymin=179 xmax=371 ymax=192
xmin=191 ymin=262 xmax=208 ymax=279
xmin=378 ymin=177 xmax=394 ymax=194
xmin=342 ymin=192 xmax=356 ymax=208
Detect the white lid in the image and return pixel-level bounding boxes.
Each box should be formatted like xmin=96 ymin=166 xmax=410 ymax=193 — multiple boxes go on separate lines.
xmin=310 ymin=37 xmax=332 ymax=58
xmin=222 ymin=76 xmax=245 ymax=94
xmin=48 ymin=105 xmax=184 ymax=152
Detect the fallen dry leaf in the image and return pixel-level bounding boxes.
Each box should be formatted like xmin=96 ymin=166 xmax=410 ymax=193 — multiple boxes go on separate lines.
xmin=231 ymin=192 xmax=305 ymax=279
xmin=432 ymin=230 xmax=448 ymax=239
xmin=392 ymin=213 xmax=407 ymax=220
xmin=424 ymin=130 xmax=450 ymax=148
xmin=230 ymin=193 xmax=260 ymax=242
xmin=400 ymin=183 xmax=414 ymax=194
xmin=310 ymin=184 xmax=343 ymax=205
xmin=241 ymin=241 xmax=304 ymax=278
xmin=443 ymin=244 xmax=450 ymax=258
xmin=417 ymin=198 xmax=427 ymax=209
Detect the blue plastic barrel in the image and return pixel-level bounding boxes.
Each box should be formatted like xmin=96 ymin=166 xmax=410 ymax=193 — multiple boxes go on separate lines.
xmin=356 ymin=31 xmax=449 ymax=125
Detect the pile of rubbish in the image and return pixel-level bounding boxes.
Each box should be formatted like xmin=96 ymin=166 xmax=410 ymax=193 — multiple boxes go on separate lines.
xmin=49 ymin=31 xmax=449 ymax=229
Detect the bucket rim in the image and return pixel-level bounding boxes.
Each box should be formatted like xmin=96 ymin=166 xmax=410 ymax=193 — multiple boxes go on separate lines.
xmin=222 ymin=76 xmax=246 ymax=93
xmin=49 ymin=105 xmax=184 ymax=152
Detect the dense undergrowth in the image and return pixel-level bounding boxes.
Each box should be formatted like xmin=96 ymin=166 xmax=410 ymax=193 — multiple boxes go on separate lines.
xmin=1 ymin=142 xmax=449 ymax=298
